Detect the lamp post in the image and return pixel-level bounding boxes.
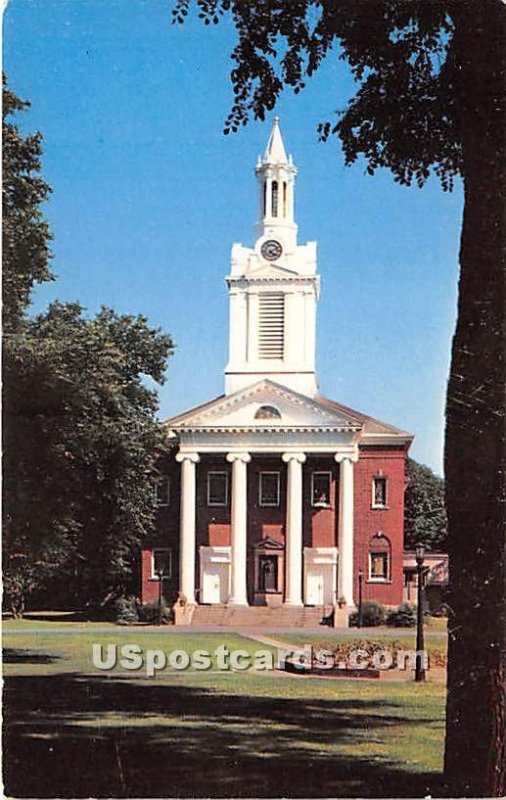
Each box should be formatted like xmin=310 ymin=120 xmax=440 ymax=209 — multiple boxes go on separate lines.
xmin=157 ymin=566 xmax=165 ymax=624
xmin=358 ymin=568 xmax=364 ymax=629
xmin=415 ymin=543 xmax=426 ymax=682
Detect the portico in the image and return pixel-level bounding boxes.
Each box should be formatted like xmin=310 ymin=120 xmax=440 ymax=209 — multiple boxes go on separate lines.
xmin=174 ymin=385 xmax=360 ymax=609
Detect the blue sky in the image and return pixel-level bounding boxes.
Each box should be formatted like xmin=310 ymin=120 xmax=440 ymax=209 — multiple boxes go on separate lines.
xmin=4 ymin=0 xmax=463 ymax=474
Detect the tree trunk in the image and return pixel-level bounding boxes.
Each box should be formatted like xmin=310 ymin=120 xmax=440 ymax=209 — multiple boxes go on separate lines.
xmin=444 ymin=2 xmax=506 ymax=796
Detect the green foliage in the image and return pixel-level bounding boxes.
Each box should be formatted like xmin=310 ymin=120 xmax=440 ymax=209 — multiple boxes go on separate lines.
xmin=115 ymin=595 xmax=140 ymax=625
xmin=349 ymin=599 xmax=386 ymax=627
xmin=3 ymin=302 xmax=174 ymax=612
xmin=2 ymin=75 xmax=54 ymax=330
xmin=138 ymin=600 xmax=174 ymax=625
xmin=386 ymin=602 xmax=416 ymax=628
xmin=173 ymin=0 xmax=462 ymax=190
xmin=405 ymin=458 xmax=447 ymax=551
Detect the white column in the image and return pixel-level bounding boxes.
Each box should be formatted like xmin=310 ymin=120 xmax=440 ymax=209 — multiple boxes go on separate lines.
xmin=226 ymin=452 xmax=251 ymax=605
xmin=282 ymin=452 xmax=306 ymax=606
xmin=176 ymin=452 xmax=199 ymax=604
xmin=336 ymin=453 xmax=356 ymax=607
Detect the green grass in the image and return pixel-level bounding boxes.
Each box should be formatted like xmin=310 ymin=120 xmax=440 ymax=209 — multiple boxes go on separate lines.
xmin=425 ymin=616 xmax=448 ymax=632
xmin=3 ymin=624 xmax=447 ymax=797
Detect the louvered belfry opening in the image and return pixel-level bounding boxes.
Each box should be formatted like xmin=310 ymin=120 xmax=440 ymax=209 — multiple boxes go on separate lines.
xmin=258 ymin=292 xmax=285 ymax=359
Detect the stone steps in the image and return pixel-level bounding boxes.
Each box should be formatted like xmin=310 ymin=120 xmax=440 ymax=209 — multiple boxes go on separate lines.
xmin=189 ymin=604 xmax=331 ymax=628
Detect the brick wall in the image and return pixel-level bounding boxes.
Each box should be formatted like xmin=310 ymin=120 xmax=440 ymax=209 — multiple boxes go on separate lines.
xmin=353 ymin=446 xmax=407 ymax=606
xmin=303 ymin=456 xmax=338 ymax=548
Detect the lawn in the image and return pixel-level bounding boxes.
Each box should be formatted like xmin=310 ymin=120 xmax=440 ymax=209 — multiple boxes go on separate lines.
xmin=3 ymin=621 xmax=447 ymax=798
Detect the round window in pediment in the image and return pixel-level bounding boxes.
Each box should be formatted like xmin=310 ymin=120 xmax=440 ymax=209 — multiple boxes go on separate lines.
xmin=255 ymin=405 xmax=282 ymax=420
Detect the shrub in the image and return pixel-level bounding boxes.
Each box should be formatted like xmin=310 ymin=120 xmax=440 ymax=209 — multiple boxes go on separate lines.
xmin=349 ymin=599 xmax=386 ymax=627
xmin=138 ymin=600 xmax=173 ymax=625
xmin=386 ymin=602 xmax=416 ymax=627
xmin=115 ymin=595 xmax=139 ymax=626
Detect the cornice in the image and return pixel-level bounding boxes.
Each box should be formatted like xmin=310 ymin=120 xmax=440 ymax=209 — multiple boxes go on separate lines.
xmin=226 ymin=275 xmax=318 ymax=286
xmin=173 ymin=425 xmax=359 ymax=434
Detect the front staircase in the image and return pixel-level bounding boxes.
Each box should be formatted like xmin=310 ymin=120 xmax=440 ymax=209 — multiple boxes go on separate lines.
xmin=188 ymin=604 xmax=333 ymax=628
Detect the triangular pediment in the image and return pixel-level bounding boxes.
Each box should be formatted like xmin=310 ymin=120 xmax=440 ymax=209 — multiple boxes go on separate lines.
xmin=167 ymin=380 xmax=362 ymax=431
xmin=248 ymin=261 xmax=299 ymax=278
xmin=253 ymin=537 xmax=285 ymax=551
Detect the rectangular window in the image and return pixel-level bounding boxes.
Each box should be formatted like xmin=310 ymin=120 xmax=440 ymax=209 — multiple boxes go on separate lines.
xmin=207 ymin=471 xmax=228 ymax=506
xmin=258 ymin=293 xmax=285 ymax=360
xmin=151 ymin=548 xmax=172 ymax=579
xmin=311 ymin=472 xmax=332 ymax=507
xmin=369 ymin=552 xmax=390 ymax=581
xmin=156 ymin=477 xmax=170 ymax=507
xmin=372 ymin=476 xmax=388 ymax=508
xmin=259 ymin=472 xmax=280 ymax=507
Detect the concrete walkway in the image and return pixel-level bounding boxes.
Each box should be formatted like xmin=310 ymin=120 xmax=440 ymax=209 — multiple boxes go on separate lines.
xmin=3 ymin=623 xmax=448 ymax=636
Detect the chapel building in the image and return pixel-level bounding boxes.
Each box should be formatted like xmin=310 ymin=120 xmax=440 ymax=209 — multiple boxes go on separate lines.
xmin=141 ymin=119 xmax=413 ymax=624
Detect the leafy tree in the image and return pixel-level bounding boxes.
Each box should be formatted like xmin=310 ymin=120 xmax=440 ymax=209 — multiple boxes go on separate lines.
xmin=2 ymin=76 xmax=54 ymax=330
xmin=3 ymin=302 xmax=173 ymax=614
xmin=404 ymin=458 xmax=446 ymax=551
xmin=172 ymin=2 xmax=506 ymax=795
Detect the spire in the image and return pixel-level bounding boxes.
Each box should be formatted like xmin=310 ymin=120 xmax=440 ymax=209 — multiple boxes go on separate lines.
xmin=254 ymin=117 xmax=297 ymax=244
xmin=263 ymin=116 xmax=288 ymax=164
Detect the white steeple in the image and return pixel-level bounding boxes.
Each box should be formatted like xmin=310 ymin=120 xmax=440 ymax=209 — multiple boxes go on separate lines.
xmin=264 ymin=115 xmax=288 ymax=162
xmin=225 ymin=119 xmax=319 ymax=398
xmin=254 ymin=117 xmax=298 ymax=249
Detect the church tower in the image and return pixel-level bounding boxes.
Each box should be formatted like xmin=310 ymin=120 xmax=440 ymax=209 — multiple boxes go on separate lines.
xmin=225 ymin=118 xmax=320 ymax=397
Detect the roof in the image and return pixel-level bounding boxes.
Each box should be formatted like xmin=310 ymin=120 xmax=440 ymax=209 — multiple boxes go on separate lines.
xmin=163 ymin=392 xmax=225 ymax=428
xmin=162 ymin=380 xmax=412 ymax=444
xmin=316 ymin=394 xmax=413 ymax=439
xmin=403 ymin=552 xmax=449 ymax=586
xmin=263 ymin=116 xmax=288 ymax=164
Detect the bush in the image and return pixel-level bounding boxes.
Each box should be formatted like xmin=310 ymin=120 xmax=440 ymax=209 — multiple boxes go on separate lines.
xmin=386 ymin=602 xmax=416 ymax=627
xmin=115 ymin=595 xmax=139 ymax=625
xmin=349 ymin=600 xmax=386 ymax=627
xmin=138 ymin=600 xmax=173 ymax=625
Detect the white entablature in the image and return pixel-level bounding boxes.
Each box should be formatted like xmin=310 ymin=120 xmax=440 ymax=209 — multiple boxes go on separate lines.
xmin=225 ymin=118 xmax=320 ymax=397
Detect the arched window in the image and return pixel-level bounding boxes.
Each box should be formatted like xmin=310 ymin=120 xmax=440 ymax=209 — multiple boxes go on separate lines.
xmin=368 ymin=533 xmax=391 ymax=582
xmin=255 ymin=405 xmax=282 ymax=420
xmin=283 ymin=182 xmax=287 ymax=216
xmin=271 ymin=180 xmax=278 ymax=217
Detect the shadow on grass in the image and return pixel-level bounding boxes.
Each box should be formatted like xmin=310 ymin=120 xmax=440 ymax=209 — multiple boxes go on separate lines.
xmin=2 ymin=648 xmax=64 ymax=665
xmin=3 ymin=670 xmax=446 ymax=798
xmin=10 ymin=609 xmax=108 ymax=623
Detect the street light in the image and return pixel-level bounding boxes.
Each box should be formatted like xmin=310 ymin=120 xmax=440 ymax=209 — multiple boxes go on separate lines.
xmin=157 ymin=566 xmax=165 ymax=624
xmin=415 ymin=542 xmax=426 ymax=682
xmin=358 ymin=568 xmax=364 ymax=629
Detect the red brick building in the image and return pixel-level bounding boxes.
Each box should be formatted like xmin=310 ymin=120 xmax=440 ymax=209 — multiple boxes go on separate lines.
xmin=141 ymin=119 xmax=412 ymax=623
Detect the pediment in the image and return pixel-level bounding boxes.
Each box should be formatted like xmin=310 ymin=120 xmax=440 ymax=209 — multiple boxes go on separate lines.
xmin=248 ymin=262 xmax=299 ymax=278
xmin=168 ymin=380 xmax=362 ymax=431
xmin=253 ymin=537 xmax=285 ymax=551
